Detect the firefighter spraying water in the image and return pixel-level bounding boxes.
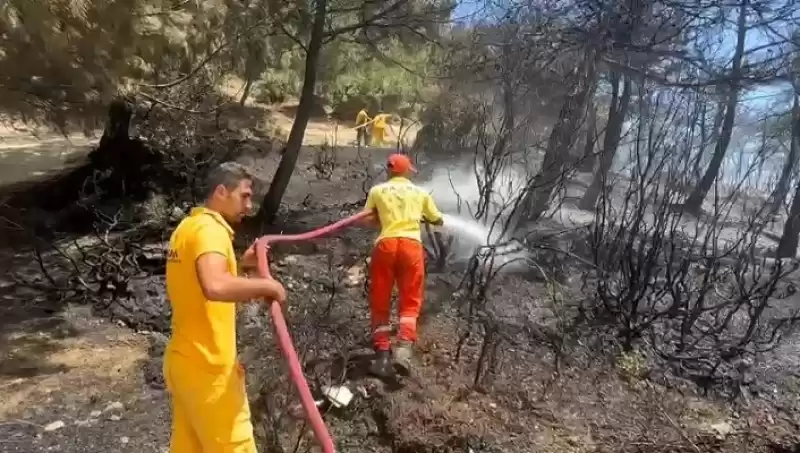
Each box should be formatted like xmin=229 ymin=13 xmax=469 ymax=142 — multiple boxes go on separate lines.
xmin=359 ymin=153 xmax=445 ymax=377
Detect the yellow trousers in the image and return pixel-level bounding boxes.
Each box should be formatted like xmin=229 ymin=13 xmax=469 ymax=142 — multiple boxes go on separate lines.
xmin=164 ymin=353 xmax=257 ymax=453
xmin=372 ymin=126 xmax=386 ymax=145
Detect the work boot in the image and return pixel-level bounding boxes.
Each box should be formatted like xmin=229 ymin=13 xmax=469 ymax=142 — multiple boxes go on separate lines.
xmin=392 ymin=341 xmax=414 ymax=376
xmin=370 ymin=350 xmax=392 ymax=378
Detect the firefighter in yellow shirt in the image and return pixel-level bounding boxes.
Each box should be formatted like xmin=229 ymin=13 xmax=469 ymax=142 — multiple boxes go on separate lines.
xmin=164 ymin=161 xmax=286 ymax=453
xmin=355 ymin=107 xmax=371 ymax=147
xmin=371 ymin=113 xmax=394 ymax=147
xmin=361 ymin=153 xmax=445 ymax=376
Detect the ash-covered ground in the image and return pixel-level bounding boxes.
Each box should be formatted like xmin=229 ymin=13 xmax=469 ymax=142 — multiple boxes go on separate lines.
xmin=1 ymin=144 xmax=799 ymax=453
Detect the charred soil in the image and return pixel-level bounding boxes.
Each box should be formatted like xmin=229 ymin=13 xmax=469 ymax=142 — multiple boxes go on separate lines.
xmin=1 ymin=121 xmax=799 ymax=453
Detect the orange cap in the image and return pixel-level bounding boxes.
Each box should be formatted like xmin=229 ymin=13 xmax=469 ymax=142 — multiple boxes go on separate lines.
xmin=387 ymin=153 xmax=417 ymax=174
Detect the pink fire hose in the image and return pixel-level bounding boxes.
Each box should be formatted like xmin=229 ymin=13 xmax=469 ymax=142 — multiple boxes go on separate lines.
xmin=253 ymin=210 xmax=372 ymax=453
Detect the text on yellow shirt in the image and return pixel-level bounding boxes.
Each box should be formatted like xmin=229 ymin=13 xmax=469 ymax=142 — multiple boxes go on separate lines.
xmin=364 ymin=176 xmax=443 ymax=243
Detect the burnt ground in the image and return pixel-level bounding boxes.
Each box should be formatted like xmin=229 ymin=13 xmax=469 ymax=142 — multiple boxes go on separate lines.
xmin=1 ymin=143 xmax=800 ymax=453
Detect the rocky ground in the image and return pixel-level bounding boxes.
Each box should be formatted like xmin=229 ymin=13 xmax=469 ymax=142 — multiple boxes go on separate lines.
xmin=1 ymin=134 xmax=799 ymax=453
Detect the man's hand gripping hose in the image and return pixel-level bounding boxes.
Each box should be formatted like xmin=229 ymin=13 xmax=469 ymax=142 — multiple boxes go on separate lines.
xmin=253 ymin=210 xmax=372 ymax=453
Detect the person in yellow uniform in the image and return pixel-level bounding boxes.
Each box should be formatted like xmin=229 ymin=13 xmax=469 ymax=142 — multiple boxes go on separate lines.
xmin=371 ymin=113 xmax=393 ymax=147
xmin=355 ymin=107 xmax=371 ymax=147
xmin=164 ymin=161 xmax=287 ymax=453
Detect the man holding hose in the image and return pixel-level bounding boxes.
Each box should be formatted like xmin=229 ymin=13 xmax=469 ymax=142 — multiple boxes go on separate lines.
xmin=362 ymin=153 xmax=444 ymax=376
xmin=164 ymin=161 xmax=286 ymax=453
xmin=355 ymin=106 xmax=371 ymax=147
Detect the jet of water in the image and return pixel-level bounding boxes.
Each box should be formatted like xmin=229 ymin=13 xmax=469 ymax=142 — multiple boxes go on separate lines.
xmin=419 ymin=162 xmax=530 ymax=270
xmin=434 ymin=214 xmax=529 ymax=270
xmin=440 ymin=213 xmax=502 ymax=246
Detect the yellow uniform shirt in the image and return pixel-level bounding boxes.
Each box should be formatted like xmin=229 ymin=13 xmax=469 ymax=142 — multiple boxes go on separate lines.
xmin=356 ymin=109 xmax=370 ymax=125
xmin=165 ymin=207 xmax=239 ymax=371
xmin=365 ymin=177 xmax=443 ymax=243
xmin=373 ymin=114 xmax=390 ymax=129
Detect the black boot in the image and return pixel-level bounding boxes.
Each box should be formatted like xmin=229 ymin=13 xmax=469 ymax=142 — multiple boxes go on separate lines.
xmin=370 ymin=350 xmax=392 ymax=378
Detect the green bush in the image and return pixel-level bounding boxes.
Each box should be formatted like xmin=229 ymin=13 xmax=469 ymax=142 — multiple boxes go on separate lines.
xmin=321 ymin=39 xmax=438 ymax=118
xmin=253 ymin=68 xmax=300 ymax=104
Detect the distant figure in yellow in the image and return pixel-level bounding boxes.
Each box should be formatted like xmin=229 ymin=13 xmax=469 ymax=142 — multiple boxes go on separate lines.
xmin=355 ymin=107 xmax=371 ymax=147
xmin=371 ymin=113 xmax=394 ymax=147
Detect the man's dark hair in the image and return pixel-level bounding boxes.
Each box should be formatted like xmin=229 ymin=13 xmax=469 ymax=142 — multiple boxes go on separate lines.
xmin=201 ymin=161 xmax=254 ymax=199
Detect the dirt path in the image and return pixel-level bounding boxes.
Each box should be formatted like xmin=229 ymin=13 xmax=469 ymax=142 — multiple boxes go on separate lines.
xmin=0 ymin=296 xmax=168 ymax=452
xmin=0 ymin=106 xmax=417 ymax=193
xmin=0 ymin=132 xmax=96 ymax=190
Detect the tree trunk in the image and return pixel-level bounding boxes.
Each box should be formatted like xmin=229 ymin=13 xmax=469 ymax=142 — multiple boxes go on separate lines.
xmin=578 ymin=100 xmax=598 ymax=173
xmin=769 ymin=93 xmax=800 ymax=216
xmin=98 ymin=97 xmax=133 ymax=150
xmin=692 ymin=97 xmax=725 ymax=182
xmin=84 ymin=97 xmax=161 ymax=203
xmin=515 ymin=50 xmax=598 ymax=227
xmin=578 ymin=72 xmax=632 ymax=211
xmin=777 ymin=178 xmax=800 ymax=258
xmin=240 ymin=77 xmax=253 ymax=106
xmin=240 ymin=39 xmax=265 ymax=107
xmin=683 ymin=0 xmax=748 ymax=215
xmin=258 ymin=0 xmax=328 ymax=224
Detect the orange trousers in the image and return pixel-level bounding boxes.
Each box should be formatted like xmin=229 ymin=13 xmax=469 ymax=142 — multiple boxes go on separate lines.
xmin=369 ymin=237 xmax=425 ymax=351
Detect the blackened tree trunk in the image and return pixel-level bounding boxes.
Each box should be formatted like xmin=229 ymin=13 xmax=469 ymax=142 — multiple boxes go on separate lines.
xmin=683 ymin=0 xmax=748 ymax=215
xmin=97 ymin=97 xmax=133 ymax=151
xmin=693 ymin=97 xmax=725 ymax=182
xmin=578 ymin=72 xmax=632 ymax=211
xmin=516 ymin=50 xmax=598 ymax=228
xmin=258 ymin=0 xmax=328 ymax=224
xmin=578 ymin=100 xmax=598 ymax=173
xmin=769 ymin=93 xmax=800 ymax=217
xmin=777 ymin=178 xmax=800 ymax=258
